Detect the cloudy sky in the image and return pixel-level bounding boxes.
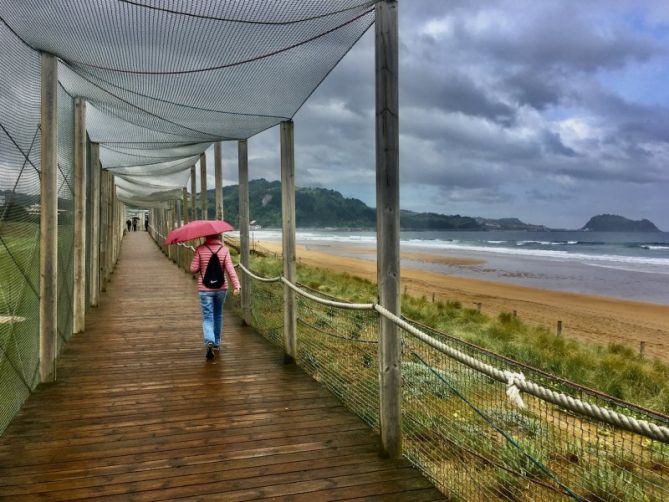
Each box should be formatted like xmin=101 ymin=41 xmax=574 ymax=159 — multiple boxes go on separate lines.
xmin=214 ymin=0 xmax=669 ymax=230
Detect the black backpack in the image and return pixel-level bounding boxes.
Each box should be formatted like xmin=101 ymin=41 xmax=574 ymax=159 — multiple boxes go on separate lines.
xmin=201 ymin=245 xmax=224 ymax=288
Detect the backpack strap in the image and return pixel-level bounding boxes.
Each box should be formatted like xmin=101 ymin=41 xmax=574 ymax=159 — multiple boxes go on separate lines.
xmin=199 ymin=245 xmax=224 ymax=281
xmin=199 ymin=245 xmax=214 ymax=280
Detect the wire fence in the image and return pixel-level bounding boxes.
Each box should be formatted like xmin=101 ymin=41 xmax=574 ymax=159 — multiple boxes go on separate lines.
xmin=0 ymin=21 xmax=125 ymax=433
xmin=0 ymin=18 xmax=42 ymax=434
xmin=150 ymin=224 xmax=668 ymax=500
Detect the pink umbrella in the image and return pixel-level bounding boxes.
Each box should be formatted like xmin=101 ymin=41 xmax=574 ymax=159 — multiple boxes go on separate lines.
xmin=164 ymin=220 xmax=234 ymax=245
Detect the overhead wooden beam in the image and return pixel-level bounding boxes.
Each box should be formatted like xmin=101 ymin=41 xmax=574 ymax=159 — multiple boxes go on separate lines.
xmin=280 ymin=121 xmax=296 ymax=363
xmin=39 ymin=52 xmax=59 ymax=383
xmin=375 ymin=0 xmax=401 ymax=459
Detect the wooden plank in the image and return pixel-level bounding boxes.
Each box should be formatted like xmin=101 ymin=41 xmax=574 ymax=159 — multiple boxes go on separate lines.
xmin=0 ymin=232 xmax=441 ymax=500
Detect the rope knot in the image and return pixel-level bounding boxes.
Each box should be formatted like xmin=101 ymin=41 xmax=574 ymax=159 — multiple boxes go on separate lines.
xmin=504 ymin=370 xmax=526 ymax=409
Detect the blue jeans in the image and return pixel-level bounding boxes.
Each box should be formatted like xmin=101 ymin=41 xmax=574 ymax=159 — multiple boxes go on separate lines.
xmin=198 ymin=290 xmax=227 ymax=347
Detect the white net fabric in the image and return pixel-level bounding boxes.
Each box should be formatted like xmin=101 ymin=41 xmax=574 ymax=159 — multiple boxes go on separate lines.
xmin=0 ymin=0 xmax=376 ymax=206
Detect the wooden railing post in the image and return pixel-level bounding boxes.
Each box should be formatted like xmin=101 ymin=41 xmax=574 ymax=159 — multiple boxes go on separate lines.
xmin=190 ymin=165 xmax=197 ymax=221
xmin=73 ymin=96 xmax=87 ymax=334
xmin=376 ymin=0 xmax=401 ymax=459
xmin=89 ymin=143 xmax=101 ymax=307
xmin=99 ymin=170 xmax=108 ymax=291
xmin=200 ymin=153 xmax=208 ymax=220
xmin=109 ymin=178 xmax=117 ymax=275
xmin=281 ymin=121 xmax=297 ymax=363
xmin=182 ymin=187 xmax=189 ymax=224
xmin=238 ymin=139 xmax=251 ymax=325
xmin=39 ymin=52 xmax=58 ymax=383
xmin=214 ymin=142 xmax=224 ymax=220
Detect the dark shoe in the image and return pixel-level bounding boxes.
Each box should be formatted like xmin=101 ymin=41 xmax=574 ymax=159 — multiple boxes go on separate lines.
xmin=206 ymin=342 xmax=214 ymax=360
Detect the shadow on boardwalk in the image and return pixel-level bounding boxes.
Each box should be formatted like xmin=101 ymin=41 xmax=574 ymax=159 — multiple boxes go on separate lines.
xmin=0 ymin=232 xmax=444 ymax=501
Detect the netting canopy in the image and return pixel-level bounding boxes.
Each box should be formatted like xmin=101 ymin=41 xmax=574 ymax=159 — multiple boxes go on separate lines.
xmin=0 ymin=0 xmax=376 ymax=206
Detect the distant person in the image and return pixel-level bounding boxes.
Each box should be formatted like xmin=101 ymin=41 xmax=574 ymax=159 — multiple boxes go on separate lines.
xmin=126 ymin=219 xmax=131 ymax=232
xmin=144 ymin=217 xmax=149 ymax=232
xmin=132 ymin=217 xmax=138 ymax=231
xmin=190 ymin=234 xmax=240 ymax=360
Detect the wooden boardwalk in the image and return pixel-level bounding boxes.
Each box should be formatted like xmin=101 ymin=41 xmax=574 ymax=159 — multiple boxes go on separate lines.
xmin=0 ymin=232 xmax=444 ymax=501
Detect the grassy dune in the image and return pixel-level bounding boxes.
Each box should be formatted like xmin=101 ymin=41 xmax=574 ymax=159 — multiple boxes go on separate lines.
xmin=248 ymin=251 xmax=669 ymax=414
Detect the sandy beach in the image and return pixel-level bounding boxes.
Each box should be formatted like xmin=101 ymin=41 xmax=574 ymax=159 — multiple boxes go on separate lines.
xmin=256 ymin=240 xmax=669 ymax=363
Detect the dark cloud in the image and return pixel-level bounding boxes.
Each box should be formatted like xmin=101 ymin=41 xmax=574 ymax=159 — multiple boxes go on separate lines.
xmin=242 ymin=0 xmax=669 ymax=228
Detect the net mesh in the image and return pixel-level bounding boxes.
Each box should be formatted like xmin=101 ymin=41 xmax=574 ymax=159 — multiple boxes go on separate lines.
xmin=295 ymin=285 xmax=380 ymax=428
xmin=1 ymin=0 xmax=376 ymax=206
xmin=150 ymin=207 xmax=669 ymax=501
xmin=0 ymin=20 xmax=41 ymax=433
xmin=208 ymin=244 xmax=669 ymax=500
xmin=399 ymin=322 xmax=669 ymax=501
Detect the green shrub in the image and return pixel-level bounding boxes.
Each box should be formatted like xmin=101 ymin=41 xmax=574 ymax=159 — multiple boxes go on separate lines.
xmin=581 ymin=465 xmax=650 ymax=502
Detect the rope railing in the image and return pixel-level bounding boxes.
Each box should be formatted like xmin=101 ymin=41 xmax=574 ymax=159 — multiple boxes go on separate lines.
xmin=148 ymin=227 xmax=668 ymax=499
xmin=233 ymin=262 xmax=669 ymax=445
xmin=147 ymin=227 xmax=669 ymax=445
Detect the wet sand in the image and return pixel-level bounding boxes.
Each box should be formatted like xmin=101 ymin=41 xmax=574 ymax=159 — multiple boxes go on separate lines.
xmin=256 ymin=240 xmax=669 ymax=363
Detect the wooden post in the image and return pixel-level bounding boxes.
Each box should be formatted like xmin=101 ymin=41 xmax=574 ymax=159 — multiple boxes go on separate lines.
xmin=214 ymin=141 xmax=224 ymax=220
xmin=89 ymin=142 xmax=101 ymax=307
xmin=432 ymin=292 xmax=435 ymax=303
xmin=168 ymin=205 xmax=175 ymax=262
xmin=182 ymin=187 xmax=189 ymax=224
xmin=190 ymin=165 xmax=197 ymax=220
xmin=200 ymin=153 xmax=208 ymax=220
xmin=557 ymin=320 xmax=563 ymax=336
xmin=39 ymin=52 xmax=58 ymax=383
xmin=513 ymin=310 xmax=517 ymax=318
xmin=639 ymin=341 xmax=646 ymax=358
xmin=281 ymin=121 xmax=297 ymax=363
xmin=104 ymin=174 xmax=111 ymax=282
xmin=110 ymin=179 xmax=118 ymax=275
xmin=109 ymin=178 xmax=116 ymax=276
xmin=73 ymin=97 xmax=87 ymax=334
xmin=238 ymin=139 xmax=251 ymax=325
xmin=99 ymin=170 xmax=108 ymax=291
xmin=376 ymin=0 xmax=401 ymax=459
xmin=476 ymin=302 xmax=482 ymax=312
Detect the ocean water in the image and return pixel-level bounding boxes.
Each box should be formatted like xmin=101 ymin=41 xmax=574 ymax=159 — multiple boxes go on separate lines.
xmin=245 ymin=229 xmax=669 ymax=305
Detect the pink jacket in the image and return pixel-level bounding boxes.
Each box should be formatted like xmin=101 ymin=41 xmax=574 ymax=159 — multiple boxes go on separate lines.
xmin=190 ymin=238 xmax=241 ymax=292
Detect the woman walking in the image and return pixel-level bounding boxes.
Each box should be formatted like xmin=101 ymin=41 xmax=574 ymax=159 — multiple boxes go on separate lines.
xmin=190 ymin=233 xmax=240 ymax=360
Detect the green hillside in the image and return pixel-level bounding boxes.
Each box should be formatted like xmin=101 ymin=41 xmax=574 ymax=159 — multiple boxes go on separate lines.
xmin=206 ymin=179 xmax=483 ymax=230
xmin=582 ymin=214 xmax=660 ymax=232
